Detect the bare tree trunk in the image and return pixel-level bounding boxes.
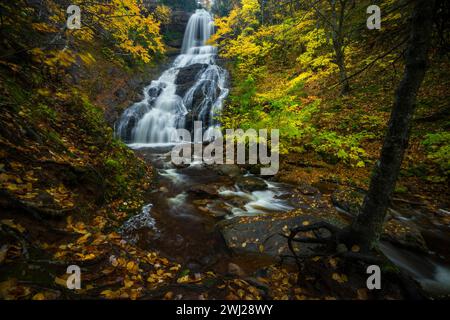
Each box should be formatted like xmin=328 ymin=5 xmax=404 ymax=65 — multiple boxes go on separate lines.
xmin=260 ymin=0 xmax=266 ymax=24
xmin=350 ymin=0 xmax=435 ymax=250
xmin=329 ymin=0 xmax=350 ymax=94
xmin=333 ymin=38 xmax=350 ymax=94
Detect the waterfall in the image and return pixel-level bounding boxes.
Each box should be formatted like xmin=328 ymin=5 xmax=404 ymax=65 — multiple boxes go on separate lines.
xmin=116 ymin=9 xmax=228 ymax=146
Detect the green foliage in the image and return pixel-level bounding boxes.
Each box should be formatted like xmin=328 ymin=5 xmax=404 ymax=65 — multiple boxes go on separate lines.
xmin=311 ymin=131 xmax=367 ymax=167
xmin=105 ymin=158 xmax=122 ymax=172
xmin=221 ymin=75 xmax=320 ymax=154
xmin=78 ymin=95 xmax=107 ymax=134
xmin=422 ymin=132 xmax=450 ymax=176
xmin=31 ymin=103 xmax=58 ymax=122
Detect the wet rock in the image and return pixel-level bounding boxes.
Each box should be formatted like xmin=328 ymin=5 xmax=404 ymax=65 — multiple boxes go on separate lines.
xmin=205 ymin=201 xmax=230 ymax=218
xmin=174 ymin=234 xmax=184 ymax=247
xmin=312 ymin=181 xmax=337 ymax=195
xmin=236 ymin=176 xmax=268 ymax=192
xmin=147 ymin=84 xmax=165 ymax=98
xmin=296 ymin=183 xmax=319 ymax=195
xmin=176 ymin=64 xmax=208 ymax=85
xmin=244 ymin=277 xmax=269 ymax=292
xmin=218 ymin=211 xmax=346 ymax=257
xmin=436 ymin=208 xmax=450 ymax=217
xmin=228 ymin=263 xmax=245 ymax=277
xmin=213 ymin=164 xmax=242 ymax=178
xmin=163 ymin=10 xmax=191 ymax=49
xmin=209 ymin=211 xmax=228 ymax=219
xmin=186 ymin=262 xmax=202 ymax=273
xmin=193 ymin=199 xmax=209 ymax=206
xmin=188 ymin=185 xmax=219 ymax=197
xmin=383 ymin=219 xmax=428 ymax=252
xmin=421 ymin=229 xmax=450 ymax=262
xmin=331 ymin=188 xmax=365 ymax=217
xmin=183 ymin=81 xmax=221 ymax=131
xmin=198 ymin=206 xmax=209 ymax=213
xmin=332 ymin=188 xmax=428 ymax=253
xmin=245 ymin=164 xmax=262 ymax=175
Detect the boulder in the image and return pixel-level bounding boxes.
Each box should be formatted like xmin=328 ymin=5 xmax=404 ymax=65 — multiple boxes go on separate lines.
xmin=331 ymin=187 xmax=428 ymax=252
xmin=218 ymin=210 xmax=346 ymax=257
xmin=213 ymin=164 xmax=242 ymax=178
xmin=188 ymin=184 xmax=219 ymax=197
xmin=176 ymin=64 xmax=208 ymax=85
xmin=175 ymin=64 xmax=208 ymax=99
xmin=236 ymin=176 xmax=268 ymax=192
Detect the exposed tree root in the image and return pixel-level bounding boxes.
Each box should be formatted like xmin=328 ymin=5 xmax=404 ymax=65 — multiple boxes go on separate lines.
xmin=280 ymin=221 xmax=427 ymax=299
xmin=0 ymin=189 xmax=75 ymax=218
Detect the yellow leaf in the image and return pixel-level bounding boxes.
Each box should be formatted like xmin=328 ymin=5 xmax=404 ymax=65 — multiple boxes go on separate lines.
xmin=177 ymin=275 xmax=190 ymax=284
xmin=1 ymin=219 xmax=26 ymax=233
xmin=76 ymin=233 xmax=91 ymax=244
xmin=32 ymin=293 xmax=46 ymax=300
xmin=83 ymin=253 xmax=96 ymax=261
xmin=54 ymin=276 xmax=67 ymax=287
xmin=163 ymin=291 xmax=174 ymax=300
xmin=332 ymin=273 xmax=348 ymax=283
xmin=126 ymin=261 xmax=136 ymax=272
xmin=124 ymin=279 xmax=134 ymax=288
xmin=101 ymin=290 xmax=118 ymax=299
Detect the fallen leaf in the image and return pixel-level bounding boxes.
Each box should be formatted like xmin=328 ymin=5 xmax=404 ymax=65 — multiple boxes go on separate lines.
xmin=32 ymin=293 xmax=46 ymax=300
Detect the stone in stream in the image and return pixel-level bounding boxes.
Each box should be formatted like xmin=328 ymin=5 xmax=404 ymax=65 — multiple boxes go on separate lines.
xmin=218 ymin=203 xmax=428 ymax=257
xmin=175 ymin=63 xmax=209 ymax=97
xmin=212 ymin=164 xmax=242 ymax=178
xmin=227 ymin=262 xmax=246 ymax=277
xmin=188 ymin=184 xmax=219 ymax=197
xmin=218 ymin=210 xmax=346 ymax=257
xmin=236 ymin=176 xmax=268 ymax=192
xmin=296 ymin=183 xmax=319 ymax=196
xmin=331 ymin=187 xmax=428 ymax=252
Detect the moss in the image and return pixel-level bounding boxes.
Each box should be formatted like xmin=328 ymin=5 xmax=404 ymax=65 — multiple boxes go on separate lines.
xmin=31 ymin=103 xmax=58 ymax=122
xmin=394 ymin=185 xmax=408 ymax=194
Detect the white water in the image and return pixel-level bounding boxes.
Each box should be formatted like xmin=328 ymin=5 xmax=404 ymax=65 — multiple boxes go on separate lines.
xmin=219 ymin=183 xmax=294 ymax=216
xmin=120 ymin=204 xmax=158 ymax=244
xmin=380 ymin=242 xmax=450 ymax=296
xmin=116 ymin=9 xmax=228 ymax=145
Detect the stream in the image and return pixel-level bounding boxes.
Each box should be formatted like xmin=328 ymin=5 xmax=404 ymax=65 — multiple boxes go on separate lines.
xmin=115 ymin=9 xmax=450 ymax=297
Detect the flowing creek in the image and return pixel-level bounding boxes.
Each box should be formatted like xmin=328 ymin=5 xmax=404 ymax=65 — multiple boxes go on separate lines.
xmin=116 ymin=10 xmax=450 ymax=297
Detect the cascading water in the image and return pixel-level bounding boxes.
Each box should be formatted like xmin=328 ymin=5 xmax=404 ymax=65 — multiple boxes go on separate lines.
xmin=116 ymin=9 xmax=228 ymax=146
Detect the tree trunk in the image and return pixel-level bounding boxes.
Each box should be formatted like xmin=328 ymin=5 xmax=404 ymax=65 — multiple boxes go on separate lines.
xmin=330 ymin=0 xmax=351 ymax=95
xmin=349 ymin=0 xmax=435 ymax=250
xmin=334 ymin=41 xmax=350 ymax=94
